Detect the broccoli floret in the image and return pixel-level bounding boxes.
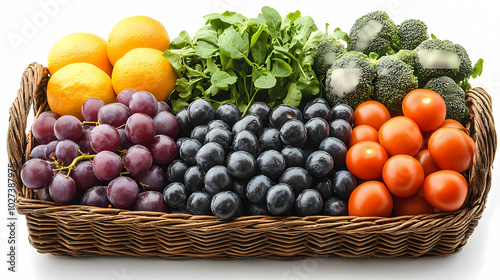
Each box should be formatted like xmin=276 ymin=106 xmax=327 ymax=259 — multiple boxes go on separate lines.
xmin=374 ymin=56 xmax=418 ymax=115
xmin=391 ymin=49 xmax=416 ymax=68
xmin=398 ymin=19 xmax=429 ymax=50
xmin=424 ymin=76 xmax=469 ymax=124
xmin=313 ymin=37 xmax=346 ymax=80
xmin=347 ymin=11 xmax=400 ymax=57
xmin=324 ymin=51 xmax=376 ymax=109
xmin=414 ymin=39 xmax=473 ymax=86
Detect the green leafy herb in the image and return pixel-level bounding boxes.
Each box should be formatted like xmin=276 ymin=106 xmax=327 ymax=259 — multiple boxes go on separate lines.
xmin=164 ymin=6 xmax=331 ymax=114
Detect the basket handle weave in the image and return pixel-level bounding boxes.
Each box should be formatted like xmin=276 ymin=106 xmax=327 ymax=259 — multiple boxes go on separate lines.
xmin=7 ymin=63 xmax=49 ymax=197
xmin=7 ymin=63 xmax=497 ymax=208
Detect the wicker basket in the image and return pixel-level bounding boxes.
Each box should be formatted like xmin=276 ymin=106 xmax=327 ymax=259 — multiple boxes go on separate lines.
xmin=7 ymin=62 xmax=497 ymax=259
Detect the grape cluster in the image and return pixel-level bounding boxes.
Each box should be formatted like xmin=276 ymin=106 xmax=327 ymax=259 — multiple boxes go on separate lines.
xmin=22 ymin=90 xmax=178 ymax=212
xmin=22 ymin=91 xmax=357 ymax=220
xmin=173 ymin=98 xmax=357 ymax=219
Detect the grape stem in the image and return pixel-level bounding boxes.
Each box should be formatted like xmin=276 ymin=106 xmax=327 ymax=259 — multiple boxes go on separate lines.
xmin=53 ymin=154 xmax=96 ymax=177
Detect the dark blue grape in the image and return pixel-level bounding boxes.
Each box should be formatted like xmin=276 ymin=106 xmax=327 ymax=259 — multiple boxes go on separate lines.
xmin=187 ymin=192 xmax=212 ymax=215
xmin=204 ymin=127 xmax=232 ymax=151
xmin=305 ymin=151 xmax=334 ymax=178
xmin=166 ymin=160 xmax=188 ymax=182
xmin=184 ymin=166 xmax=205 ymax=192
xmin=190 ymin=125 xmax=208 ymax=144
xmin=295 ymin=189 xmax=323 ymax=216
xmin=259 ymin=128 xmax=282 ymax=152
xmin=246 ymin=175 xmax=273 ymax=204
xmin=204 ymin=165 xmax=232 ymax=195
xmin=329 ymin=119 xmax=352 ymax=145
xmin=266 ymin=183 xmax=295 ymax=215
xmin=331 ymin=170 xmax=357 ymax=199
xmin=187 ymin=99 xmax=214 ymax=126
xmin=195 ymin=142 xmax=225 ymax=172
xmin=313 ymin=177 xmax=334 ymax=201
xmin=332 ymin=104 xmax=354 ymax=126
xmin=279 ymin=167 xmax=312 ymax=194
xmin=269 ymin=104 xmax=303 ymax=129
xmin=179 ymin=139 xmax=202 ymax=166
xmin=256 ymin=150 xmax=286 ymax=180
xmin=248 ymin=102 xmax=272 ymax=126
xmin=323 ymin=197 xmax=348 ymax=216
xmin=303 ymin=98 xmax=332 ymax=122
xmin=232 ymin=130 xmax=259 ymax=157
xmin=163 ymin=182 xmax=188 ymax=209
xmin=226 ymin=151 xmax=256 ymax=180
xmin=175 ymin=108 xmax=193 ymax=137
xmin=281 ymin=146 xmax=306 ymax=168
xmin=305 ymin=117 xmax=330 ymax=148
xmin=319 ymin=137 xmax=348 ymax=167
xmin=215 ymin=103 xmax=241 ymax=126
xmin=244 ymin=203 xmax=270 ymax=216
xmin=232 ymin=114 xmax=263 ymax=136
xmin=280 ymin=119 xmax=307 ymax=148
xmin=211 ymin=191 xmax=241 ymax=220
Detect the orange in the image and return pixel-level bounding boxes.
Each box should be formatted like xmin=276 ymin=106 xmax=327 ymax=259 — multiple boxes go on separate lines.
xmin=47 ymin=33 xmax=112 ymax=76
xmin=107 ymin=16 xmax=170 ymax=66
xmin=47 ymin=63 xmax=116 ymax=120
xmin=111 ymin=48 xmax=177 ymax=101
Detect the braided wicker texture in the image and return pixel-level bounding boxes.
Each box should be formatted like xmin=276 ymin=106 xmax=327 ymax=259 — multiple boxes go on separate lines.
xmin=7 ymin=63 xmax=497 ymax=259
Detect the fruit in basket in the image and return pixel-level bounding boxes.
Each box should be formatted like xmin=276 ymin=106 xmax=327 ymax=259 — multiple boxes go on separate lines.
xmin=348 ymin=181 xmax=393 ymax=217
xmin=346 ymin=141 xmax=388 ymax=180
xmin=47 ymin=63 xmax=115 ymax=120
xmin=47 ymin=33 xmax=113 ymax=76
xmin=107 ymin=15 xmax=170 ymax=66
xmin=402 ymin=88 xmax=446 ymax=131
xmin=427 ymin=127 xmax=474 ymax=172
xmin=424 ymin=76 xmax=469 ymax=123
xmin=111 ymin=48 xmax=178 ymax=101
xmin=378 ymin=116 xmax=422 ymax=156
xmin=382 ymin=155 xmax=424 ymax=198
xmin=353 ymin=101 xmax=391 ymax=130
xmin=422 ymin=170 xmax=468 ymax=212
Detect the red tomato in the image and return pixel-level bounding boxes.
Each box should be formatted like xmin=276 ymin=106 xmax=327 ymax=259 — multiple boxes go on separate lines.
xmin=393 ymin=190 xmax=435 ymax=216
xmin=439 ymin=119 xmax=467 ymax=132
xmin=354 ymin=101 xmax=391 ymax=130
xmin=422 ymin=170 xmax=468 ymax=212
xmin=415 ymin=150 xmax=440 ymax=177
xmin=346 ymin=141 xmax=389 ymax=180
xmin=348 ymin=181 xmax=393 ymax=217
xmin=349 ymin=125 xmax=379 ymax=147
xmin=382 ymin=155 xmax=424 ymax=198
xmin=378 ymin=116 xmax=423 ymax=157
xmin=428 ymin=127 xmax=475 ymax=172
xmin=402 ymin=89 xmax=446 ymax=131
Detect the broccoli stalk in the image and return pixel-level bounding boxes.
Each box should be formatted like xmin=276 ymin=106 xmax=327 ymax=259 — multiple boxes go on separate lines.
xmin=324 ymin=51 xmax=376 ymax=109
xmin=347 ymin=11 xmax=400 ymax=57
xmin=374 ymin=55 xmax=418 ymax=115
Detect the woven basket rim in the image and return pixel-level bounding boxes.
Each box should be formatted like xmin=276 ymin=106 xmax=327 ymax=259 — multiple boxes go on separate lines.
xmin=7 ymin=62 xmax=498 ymax=258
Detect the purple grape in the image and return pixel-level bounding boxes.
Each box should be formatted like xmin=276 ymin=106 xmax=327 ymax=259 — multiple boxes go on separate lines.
xmin=148 ymin=135 xmax=177 ymax=165
xmin=55 ymin=140 xmax=79 ymax=165
xmin=134 ymin=191 xmax=168 ymax=212
xmin=44 ymin=140 xmax=59 ymax=160
xmin=32 ymin=116 xmax=57 ymax=144
xmin=89 ymin=124 xmax=120 ymax=153
xmin=157 ymin=101 xmax=171 ymax=114
xmin=98 ymin=103 xmax=131 ymax=127
xmin=128 ymin=91 xmax=158 ymax=118
xmin=30 ymin=144 xmax=47 ymax=160
xmin=117 ymin=128 xmax=133 ymax=149
xmin=39 ymin=111 xmax=60 ymax=119
xmin=37 ymin=187 xmax=54 ymax=202
xmin=138 ymin=165 xmax=166 ymax=192
xmin=81 ymin=186 xmax=110 ymax=207
xmin=125 ymin=113 xmax=156 ymax=145
xmin=116 ymin=89 xmax=137 ymax=107
xmin=78 ymin=127 xmax=95 ymax=154
xmin=107 ymin=176 xmax=139 ymax=208
xmin=70 ymin=160 xmax=100 ymax=191
xmin=20 ymin=158 xmax=54 ymax=189
xmin=54 ymin=115 xmax=83 ymax=141
xmin=123 ymin=145 xmax=153 ymax=178
xmin=92 ymin=151 xmax=123 ymax=181
xmin=153 ymin=111 xmax=179 ymax=138
xmin=49 ymin=173 xmax=77 ymax=204
xmin=82 ymin=98 xmax=105 ymax=122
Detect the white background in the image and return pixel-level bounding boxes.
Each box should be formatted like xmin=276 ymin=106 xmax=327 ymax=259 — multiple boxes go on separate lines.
xmin=1 ymin=0 xmax=500 ymax=279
